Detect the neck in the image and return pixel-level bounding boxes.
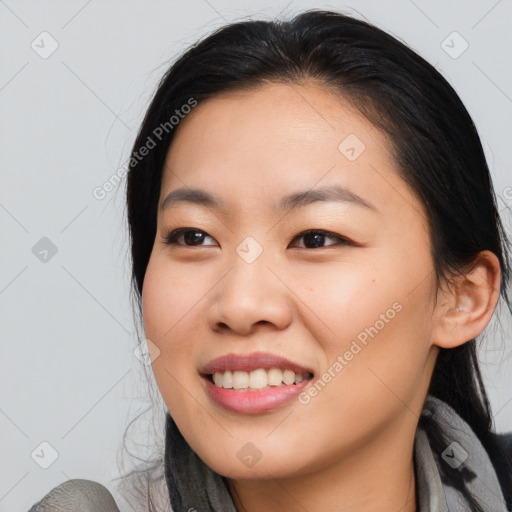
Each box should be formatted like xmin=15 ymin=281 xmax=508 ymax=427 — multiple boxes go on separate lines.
xmin=227 ymin=414 xmax=418 ymax=512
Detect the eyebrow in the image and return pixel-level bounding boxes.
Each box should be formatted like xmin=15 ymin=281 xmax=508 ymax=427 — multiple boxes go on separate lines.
xmin=159 ymin=184 xmax=377 ymax=213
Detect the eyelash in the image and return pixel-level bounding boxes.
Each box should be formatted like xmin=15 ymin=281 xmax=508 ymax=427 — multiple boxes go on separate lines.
xmin=162 ymin=227 xmax=353 ymax=249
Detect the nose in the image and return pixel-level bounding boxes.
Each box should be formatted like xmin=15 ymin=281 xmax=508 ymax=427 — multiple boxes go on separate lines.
xmin=206 ymin=252 xmax=293 ymax=336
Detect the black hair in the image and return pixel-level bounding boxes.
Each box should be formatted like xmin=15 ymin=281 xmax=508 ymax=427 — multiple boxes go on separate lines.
xmin=123 ymin=9 xmax=512 ymax=511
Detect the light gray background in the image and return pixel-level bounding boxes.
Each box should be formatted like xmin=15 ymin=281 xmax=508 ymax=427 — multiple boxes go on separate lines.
xmin=1 ymin=1 xmax=512 ymax=510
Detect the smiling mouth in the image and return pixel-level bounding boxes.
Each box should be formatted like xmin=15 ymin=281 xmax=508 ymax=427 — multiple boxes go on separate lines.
xmin=205 ymin=368 xmax=314 ymax=391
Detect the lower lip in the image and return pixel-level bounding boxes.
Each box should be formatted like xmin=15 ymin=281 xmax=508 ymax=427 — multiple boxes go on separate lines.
xmin=201 ymin=375 xmax=312 ymax=414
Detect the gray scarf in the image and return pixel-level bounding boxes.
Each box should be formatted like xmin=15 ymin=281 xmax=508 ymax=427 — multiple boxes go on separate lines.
xmin=414 ymin=396 xmax=508 ymax=511
xmin=166 ymin=395 xmax=509 ymax=511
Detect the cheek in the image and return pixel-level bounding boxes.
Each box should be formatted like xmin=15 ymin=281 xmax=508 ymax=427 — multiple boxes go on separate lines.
xmin=295 ymin=261 xmax=398 ymax=345
xmin=141 ymin=257 xmax=198 ymax=393
xmin=300 ymin=254 xmax=433 ymax=397
xmin=142 ymin=254 xmax=210 ymax=341
xmin=141 ymin=254 xmax=221 ymax=414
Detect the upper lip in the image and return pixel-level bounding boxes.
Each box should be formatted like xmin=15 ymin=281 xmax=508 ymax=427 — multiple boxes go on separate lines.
xmin=200 ymin=352 xmax=314 ymax=376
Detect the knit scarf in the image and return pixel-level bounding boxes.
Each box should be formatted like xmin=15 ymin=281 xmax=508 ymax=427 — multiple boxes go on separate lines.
xmin=164 ymin=395 xmax=508 ymax=511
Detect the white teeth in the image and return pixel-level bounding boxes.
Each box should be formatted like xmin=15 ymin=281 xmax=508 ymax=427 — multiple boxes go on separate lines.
xmin=213 ymin=372 xmax=223 ymax=387
xmin=249 ymin=368 xmax=267 ymax=389
xmin=267 ymin=368 xmax=284 ymax=386
xmin=283 ymin=369 xmax=295 ymax=385
xmin=211 ymin=368 xmax=311 ymax=390
xmin=222 ymin=370 xmax=233 ymax=389
xmin=233 ymin=370 xmax=249 ymax=389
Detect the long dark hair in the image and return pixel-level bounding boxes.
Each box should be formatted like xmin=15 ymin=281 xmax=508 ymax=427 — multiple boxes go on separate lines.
xmin=123 ymin=9 xmax=512 ymax=511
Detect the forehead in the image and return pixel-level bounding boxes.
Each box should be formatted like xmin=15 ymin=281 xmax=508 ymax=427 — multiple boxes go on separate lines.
xmin=165 ymin=81 xmax=391 ymax=164
xmin=159 ymin=82 xmax=414 ymax=217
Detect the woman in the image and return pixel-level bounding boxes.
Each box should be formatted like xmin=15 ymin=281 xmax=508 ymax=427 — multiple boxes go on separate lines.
xmin=30 ymin=9 xmax=512 ymax=512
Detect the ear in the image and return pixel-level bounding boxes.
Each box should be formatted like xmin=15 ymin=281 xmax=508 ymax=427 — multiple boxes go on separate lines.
xmin=431 ymin=250 xmax=501 ymax=349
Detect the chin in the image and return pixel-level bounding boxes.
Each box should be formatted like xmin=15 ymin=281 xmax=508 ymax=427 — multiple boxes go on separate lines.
xmin=194 ymin=443 xmax=313 ymax=481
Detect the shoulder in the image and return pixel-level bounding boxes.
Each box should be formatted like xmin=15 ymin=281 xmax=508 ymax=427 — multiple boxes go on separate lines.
xmin=27 ymin=479 xmax=122 ymax=512
xmin=27 ymin=471 xmax=174 ymax=512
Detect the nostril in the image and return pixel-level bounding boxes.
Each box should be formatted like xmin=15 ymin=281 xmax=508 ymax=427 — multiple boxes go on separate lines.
xmin=255 ymin=320 xmax=271 ymax=327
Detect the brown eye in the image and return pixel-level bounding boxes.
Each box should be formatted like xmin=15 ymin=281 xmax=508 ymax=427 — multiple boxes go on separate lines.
xmin=290 ymin=230 xmax=351 ymax=249
xmin=163 ymin=228 xmax=217 ymax=246
xmin=162 ymin=228 xmax=352 ymax=249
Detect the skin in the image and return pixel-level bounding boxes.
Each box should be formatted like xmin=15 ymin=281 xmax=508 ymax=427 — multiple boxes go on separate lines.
xmin=141 ymin=82 xmax=501 ymax=512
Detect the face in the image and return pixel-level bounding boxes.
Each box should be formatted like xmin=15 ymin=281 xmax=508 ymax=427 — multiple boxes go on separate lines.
xmin=142 ymin=82 xmax=439 ymax=480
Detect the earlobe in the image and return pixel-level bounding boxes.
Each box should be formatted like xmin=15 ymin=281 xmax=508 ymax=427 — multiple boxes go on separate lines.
xmin=431 ymin=250 xmax=501 ymax=349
